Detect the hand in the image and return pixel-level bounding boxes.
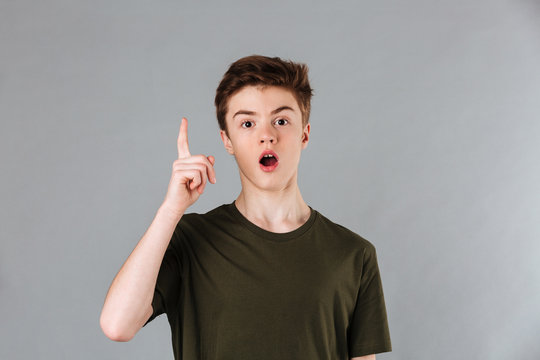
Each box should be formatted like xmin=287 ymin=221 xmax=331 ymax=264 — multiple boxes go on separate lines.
xmin=161 ymin=117 xmax=216 ymax=217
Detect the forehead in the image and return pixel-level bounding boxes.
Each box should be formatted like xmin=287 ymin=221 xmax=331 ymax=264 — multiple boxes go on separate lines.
xmin=227 ymin=85 xmax=300 ymax=117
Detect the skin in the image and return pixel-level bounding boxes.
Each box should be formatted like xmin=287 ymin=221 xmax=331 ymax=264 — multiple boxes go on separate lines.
xmin=219 ymin=85 xmax=312 ymax=232
xmin=99 ymin=118 xmax=217 ymax=342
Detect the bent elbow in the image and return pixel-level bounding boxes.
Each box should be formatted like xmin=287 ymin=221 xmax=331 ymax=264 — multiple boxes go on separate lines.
xmin=100 ymin=314 xmax=135 ymax=342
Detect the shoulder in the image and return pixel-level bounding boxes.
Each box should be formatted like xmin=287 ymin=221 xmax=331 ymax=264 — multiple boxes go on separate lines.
xmin=176 ymin=203 xmax=232 ymax=233
xmin=314 ymin=210 xmax=377 ymax=253
xmin=179 ymin=203 xmax=227 ymax=220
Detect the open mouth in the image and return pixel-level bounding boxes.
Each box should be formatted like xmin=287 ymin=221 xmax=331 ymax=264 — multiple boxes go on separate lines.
xmin=259 ymin=154 xmax=278 ymax=167
xmin=259 ymin=151 xmax=279 ymax=172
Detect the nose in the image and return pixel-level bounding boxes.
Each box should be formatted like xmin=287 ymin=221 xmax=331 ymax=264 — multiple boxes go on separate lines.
xmin=260 ymin=136 xmax=274 ymax=144
xmin=259 ymin=122 xmax=276 ymax=144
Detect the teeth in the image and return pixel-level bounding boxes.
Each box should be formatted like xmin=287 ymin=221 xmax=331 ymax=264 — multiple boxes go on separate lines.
xmin=263 ymin=154 xmax=274 ymax=158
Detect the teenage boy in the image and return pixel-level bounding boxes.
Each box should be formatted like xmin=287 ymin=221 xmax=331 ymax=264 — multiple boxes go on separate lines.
xmin=100 ymin=55 xmax=392 ymax=360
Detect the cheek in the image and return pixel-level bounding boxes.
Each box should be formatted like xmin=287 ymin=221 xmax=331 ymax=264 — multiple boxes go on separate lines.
xmin=235 ymin=147 xmax=256 ymax=168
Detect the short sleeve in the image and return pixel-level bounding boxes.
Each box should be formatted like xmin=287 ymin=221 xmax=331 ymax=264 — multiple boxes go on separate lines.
xmin=143 ymin=225 xmax=183 ymax=327
xmin=348 ymin=244 xmax=392 ymax=357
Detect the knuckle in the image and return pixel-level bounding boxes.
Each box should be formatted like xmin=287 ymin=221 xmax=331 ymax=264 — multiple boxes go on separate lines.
xmin=174 ymin=159 xmax=186 ymax=167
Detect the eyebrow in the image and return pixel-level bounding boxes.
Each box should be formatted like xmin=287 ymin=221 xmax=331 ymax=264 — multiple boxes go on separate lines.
xmin=233 ymin=105 xmax=295 ymax=119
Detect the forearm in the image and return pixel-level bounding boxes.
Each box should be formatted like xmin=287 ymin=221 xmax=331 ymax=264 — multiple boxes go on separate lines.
xmin=100 ymin=204 xmax=183 ymax=341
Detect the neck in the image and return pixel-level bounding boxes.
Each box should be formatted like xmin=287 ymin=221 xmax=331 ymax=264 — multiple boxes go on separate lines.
xmin=234 ymin=173 xmax=311 ymax=233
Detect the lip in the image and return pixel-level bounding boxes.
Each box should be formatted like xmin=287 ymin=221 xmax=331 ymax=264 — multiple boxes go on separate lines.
xmin=259 ymin=149 xmax=279 ymax=172
xmin=258 ymin=150 xmax=279 ymax=162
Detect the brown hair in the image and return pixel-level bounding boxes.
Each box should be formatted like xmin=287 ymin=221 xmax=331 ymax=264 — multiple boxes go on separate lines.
xmin=214 ymin=54 xmax=313 ymax=136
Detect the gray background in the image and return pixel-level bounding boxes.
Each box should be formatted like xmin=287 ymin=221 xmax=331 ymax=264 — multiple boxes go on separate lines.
xmin=1 ymin=0 xmax=539 ymax=359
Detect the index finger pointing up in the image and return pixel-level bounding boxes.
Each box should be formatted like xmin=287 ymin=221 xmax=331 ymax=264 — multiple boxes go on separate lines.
xmin=177 ymin=117 xmax=191 ymax=159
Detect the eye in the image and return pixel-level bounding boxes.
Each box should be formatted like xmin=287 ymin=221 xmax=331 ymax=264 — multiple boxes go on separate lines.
xmin=241 ymin=120 xmax=253 ymax=128
xmin=275 ymin=118 xmax=288 ymax=126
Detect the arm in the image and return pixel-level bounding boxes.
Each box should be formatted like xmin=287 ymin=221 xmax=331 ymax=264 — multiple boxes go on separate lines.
xmin=99 ymin=117 xmax=216 ymax=342
xmin=100 ymin=206 xmax=183 ymax=342
xmin=351 ymin=355 xmax=375 ymax=360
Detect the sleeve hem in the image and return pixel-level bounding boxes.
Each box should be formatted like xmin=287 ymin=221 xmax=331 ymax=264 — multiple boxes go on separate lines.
xmin=350 ymin=341 xmax=392 ymax=357
xmin=142 ymin=287 xmax=165 ymax=327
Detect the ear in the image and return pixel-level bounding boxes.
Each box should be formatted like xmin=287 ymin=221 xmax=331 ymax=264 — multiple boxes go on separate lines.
xmin=301 ymin=123 xmax=310 ymax=150
xmin=220 ymin=129 xmax=235 ymax=155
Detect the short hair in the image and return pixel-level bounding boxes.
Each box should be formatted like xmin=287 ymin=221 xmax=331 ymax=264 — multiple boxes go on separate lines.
xmin=214 ymin=54 xmax=314 ymax=136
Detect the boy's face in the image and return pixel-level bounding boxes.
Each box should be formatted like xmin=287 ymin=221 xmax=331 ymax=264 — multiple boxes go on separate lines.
xmin=220 ymin=85 xmax=310 ymax=191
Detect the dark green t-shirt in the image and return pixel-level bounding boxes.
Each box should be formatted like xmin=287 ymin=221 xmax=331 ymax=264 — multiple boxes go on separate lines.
xmin=143 ymin=201 xmax=392 ymax=359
